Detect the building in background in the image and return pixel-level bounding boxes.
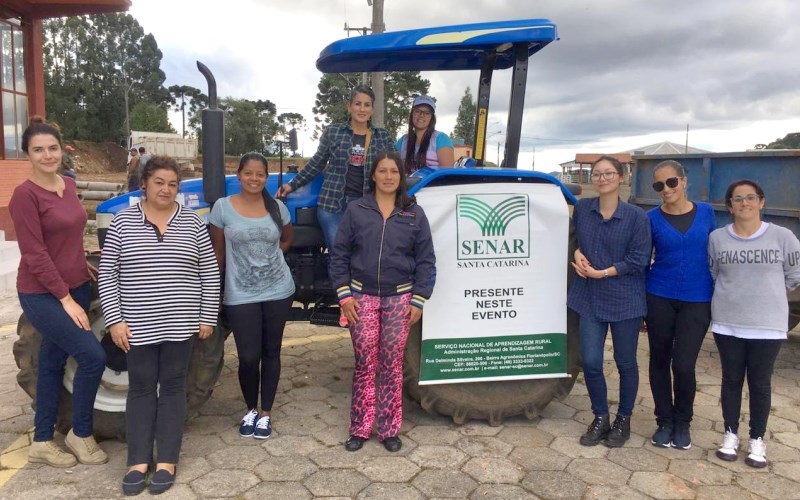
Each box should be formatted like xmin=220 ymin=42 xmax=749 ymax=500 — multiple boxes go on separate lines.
xmin=0 ymin=0 xmax=130 ymax=239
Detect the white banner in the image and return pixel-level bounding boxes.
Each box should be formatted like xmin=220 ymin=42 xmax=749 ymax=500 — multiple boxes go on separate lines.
xmin=416 ymin=182 xmax=569 ymax=384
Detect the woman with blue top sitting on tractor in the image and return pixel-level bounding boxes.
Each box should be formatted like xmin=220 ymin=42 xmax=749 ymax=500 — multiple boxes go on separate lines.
xmin=276 ymin=84 xmax=395 ymax=250
xmin=570 ymin=155 xmax=651 ymax=449
xmin=396 ymin=95 xmax=454 ymax=173
xmin=645 ymin=160 xmax=716 ymax=451
xmin=710 ymin=179 xmax=800 ymax=469
xmin=330 ymin=151 xmax=436 ymax=453
xmin=209 ymin=153 xmax=295 ymax=442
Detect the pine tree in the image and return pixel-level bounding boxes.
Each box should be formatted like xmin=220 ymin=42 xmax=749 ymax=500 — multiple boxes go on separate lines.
xmin=452 ymin=87 xmax=476 ymax=146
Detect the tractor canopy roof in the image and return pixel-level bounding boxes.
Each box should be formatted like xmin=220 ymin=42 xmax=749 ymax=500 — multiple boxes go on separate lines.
xmin=316 ymin=19 xmax=558 ymax=73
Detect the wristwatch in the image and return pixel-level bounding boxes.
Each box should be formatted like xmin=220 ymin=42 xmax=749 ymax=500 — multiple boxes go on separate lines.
xmin=603 ymin=269 xmax=609 ymax=278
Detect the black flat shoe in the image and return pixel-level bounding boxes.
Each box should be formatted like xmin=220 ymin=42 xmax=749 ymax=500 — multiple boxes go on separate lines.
xmin=382 ymin=436 xmax=402 ymax=452
xmin=345 ymin=435 xmax=367 ymax=452
xmin=122 ymin=469 xmax=147 ymax=496
xmin=149 ymin=467 xmax=176 ymax=495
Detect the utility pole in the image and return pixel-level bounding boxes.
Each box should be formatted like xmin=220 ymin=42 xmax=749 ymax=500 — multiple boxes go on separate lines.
xmin=344 ymin=24 xmax=371 ymax=86
xmin=369 ymin=0 xmax=385 ymax=127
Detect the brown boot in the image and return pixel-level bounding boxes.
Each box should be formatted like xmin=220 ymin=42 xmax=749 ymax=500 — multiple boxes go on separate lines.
xmin=65 ymin=429 xmax=108 ymax=465
xmin=28 ymin=440 xmax=77 ymax=468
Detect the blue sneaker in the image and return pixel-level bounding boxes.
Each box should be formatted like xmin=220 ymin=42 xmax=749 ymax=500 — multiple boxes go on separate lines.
xmin=671 ymin=423 xmax=692 ymax=450
xmin=651 ymin=423 xmax=673 ymax=448
xmin=239 ymin=409 xmax=258 ymax=437
xmin=254 ymin=415 xmax=272 ymax=439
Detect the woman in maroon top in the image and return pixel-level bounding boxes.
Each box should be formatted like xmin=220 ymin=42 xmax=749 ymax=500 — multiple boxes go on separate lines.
xmin=9 ymin=117 xmax=107 ymax=468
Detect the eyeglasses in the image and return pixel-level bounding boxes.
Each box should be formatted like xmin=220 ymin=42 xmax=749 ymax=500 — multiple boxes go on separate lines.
xmin=730 ymin=194 xmax=762 ymax=204
xmin=652 ymin=176 xmax=683 ymax=192
xmin=590 ymin=171 xmax=619 ymax=181
xmin=412 ymin=109 xmax=432 ymax=117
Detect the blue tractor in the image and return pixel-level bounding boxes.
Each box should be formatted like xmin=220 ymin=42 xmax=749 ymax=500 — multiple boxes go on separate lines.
xmin=15 ymin=19 xmax=581 ymax=436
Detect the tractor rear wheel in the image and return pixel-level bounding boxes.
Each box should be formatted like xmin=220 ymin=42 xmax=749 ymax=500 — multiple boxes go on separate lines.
xmin=403 ymin=220 xmax=581 ymax=426
xmin=13 ymin=289 xmax=228 ymax=440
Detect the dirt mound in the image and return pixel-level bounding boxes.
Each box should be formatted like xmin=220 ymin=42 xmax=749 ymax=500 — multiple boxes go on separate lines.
xmin=68 ymin=140 xmax=128 ymax=174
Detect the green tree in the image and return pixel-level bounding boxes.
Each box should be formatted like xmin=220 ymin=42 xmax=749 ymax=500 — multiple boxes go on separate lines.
xmin=169 ymin=85 xmax=205 ymax=137
xmin=765 ymin=132 xmax=800 ymax=149
xmin=42 ymin=13 xmax=170 ymax=142
xmin=129 ymin=101 xmax=175 ymax=133
xmin=312 ymin=72 xmax=429 ymax=139
xmin=452 ymin=87 xmax=476 ymax=146
xmin=222 ymin=98 xmax=279 ymax=156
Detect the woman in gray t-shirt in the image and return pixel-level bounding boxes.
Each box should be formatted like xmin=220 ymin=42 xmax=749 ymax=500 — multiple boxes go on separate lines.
xmin=209 ymin=153 xmax=295 ymax=441
xmin=709 ymin=179 xmax=800 ymax=469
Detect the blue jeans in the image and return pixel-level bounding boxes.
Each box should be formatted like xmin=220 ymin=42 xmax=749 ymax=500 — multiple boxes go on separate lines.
xmin=18 ymin=283 xmax=106 ymax=441
xmin=579 ymin=314 xmax=642 ymax=417
xmin=318 ymin=195 xmax=360 ymax=250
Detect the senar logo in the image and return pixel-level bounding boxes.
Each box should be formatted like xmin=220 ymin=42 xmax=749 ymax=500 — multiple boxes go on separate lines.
xmin=457 ymin=194 xmax=530 ymax=260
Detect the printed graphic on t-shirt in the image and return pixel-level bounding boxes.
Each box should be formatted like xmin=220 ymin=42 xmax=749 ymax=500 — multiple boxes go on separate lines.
xmin=349 ymin=143 xmax=366 ymax=168
xmin=228 ymin=226 xmax=285 ymax=292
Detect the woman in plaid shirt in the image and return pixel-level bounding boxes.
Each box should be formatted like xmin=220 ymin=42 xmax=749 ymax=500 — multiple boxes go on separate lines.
xmin=277 ymin=85 xmax=395 ymax=250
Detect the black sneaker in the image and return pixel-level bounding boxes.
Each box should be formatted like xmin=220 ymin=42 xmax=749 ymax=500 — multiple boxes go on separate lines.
xmin=579 ymin=414 xmax=611 ymax=446
xmin=382 ymin=436 xmax=402 ymax=452
xmin=345 ymin=435 xmax=367 ymax=452
xmin=604 ymin=415 xmax=631 ymax=448
xmin=650 ymin=422 xmax=673 ymax=448
xmin=671 ymin=423 xmax=691 ymax=450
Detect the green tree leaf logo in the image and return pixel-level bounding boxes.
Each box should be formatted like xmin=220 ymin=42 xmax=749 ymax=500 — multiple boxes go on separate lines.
xmin=458 ymin=196 xmax=527 ymax=236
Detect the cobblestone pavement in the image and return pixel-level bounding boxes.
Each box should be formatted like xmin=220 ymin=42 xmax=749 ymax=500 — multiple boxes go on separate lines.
xmin=1 ymin=298 xmax=799 ymax=499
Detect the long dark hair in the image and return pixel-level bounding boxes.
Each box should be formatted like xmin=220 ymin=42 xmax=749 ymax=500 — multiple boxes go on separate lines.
xmin=22 ymin=116 xmax=62 ymax=153
xmin=403 ymin=106 xmax=437 ymax=175
xmin=238 ymin=152 xmax=283 ymax=230
xmin=368 ymin=150 xmax=415 ymax=208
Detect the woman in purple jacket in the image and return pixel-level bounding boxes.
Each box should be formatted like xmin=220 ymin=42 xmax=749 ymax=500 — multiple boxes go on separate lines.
xmin=330 ymin=151 xmax=436 ymax=453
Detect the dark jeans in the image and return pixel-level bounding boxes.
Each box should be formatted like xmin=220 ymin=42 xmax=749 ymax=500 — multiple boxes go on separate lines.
xmin=645 ymin=294 xmax=711 ymax=425
xmin=126 ymin=338 xmax=194 ymax=465
xmin=18 ymin=283 xmax=105 ymax=442
xmin=713 ymin=333 xmax=783 ymax=439
xmin=579 ymin=314 xmax=642 ymax=417
xmin=226 ymin=296 xmax=293 ymax=411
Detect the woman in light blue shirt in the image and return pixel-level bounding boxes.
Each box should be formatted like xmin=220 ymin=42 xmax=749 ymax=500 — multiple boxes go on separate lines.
xmin=209 ymin=152 xmax=295 ymax=440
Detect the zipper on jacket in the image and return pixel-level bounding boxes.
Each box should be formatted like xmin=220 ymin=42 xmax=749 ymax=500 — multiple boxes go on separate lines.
xmin=377 ymin=218 xmax=387 ymax=295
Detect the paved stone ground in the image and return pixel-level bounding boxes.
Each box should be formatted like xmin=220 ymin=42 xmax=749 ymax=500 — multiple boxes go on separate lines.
xmin=0 ymin=291 xmax=799 ymax=499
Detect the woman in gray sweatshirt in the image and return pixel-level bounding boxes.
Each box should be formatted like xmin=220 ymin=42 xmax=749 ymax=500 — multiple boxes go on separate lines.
xmin=708 ymin=179 xmax=800 ymax=469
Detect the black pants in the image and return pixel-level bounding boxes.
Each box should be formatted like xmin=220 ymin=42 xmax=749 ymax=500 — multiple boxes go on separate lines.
xmin=645 ymin=294 xmax=711 ymax=425
xmin=714 ymin=333 xmax=783 ymax=439
xmin=126 ymin=338 xmax=194 ymax=466
xmin=226 ymin=296 xmax=293 ymax=411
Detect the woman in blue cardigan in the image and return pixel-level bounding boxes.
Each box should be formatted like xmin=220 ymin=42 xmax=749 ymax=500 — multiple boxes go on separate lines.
xmin=645 ymin=160 xmax=715 ymax=450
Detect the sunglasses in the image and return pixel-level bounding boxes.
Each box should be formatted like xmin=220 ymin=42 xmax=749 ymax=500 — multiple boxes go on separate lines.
xmin=652 ymin=176 xmax=683 ymax=192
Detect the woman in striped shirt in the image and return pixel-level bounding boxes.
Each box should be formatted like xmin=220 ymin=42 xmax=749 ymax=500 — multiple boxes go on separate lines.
xmin=98 ymin=156 xmax=220 ymax=496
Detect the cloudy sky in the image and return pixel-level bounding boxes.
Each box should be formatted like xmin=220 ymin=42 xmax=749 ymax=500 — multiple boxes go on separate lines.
xmin=129 ymin=0 xmax=800 ymax=170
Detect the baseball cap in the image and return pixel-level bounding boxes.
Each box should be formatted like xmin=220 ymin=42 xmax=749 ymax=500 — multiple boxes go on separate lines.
xmin=412 ymin=95 xmax=436 ymax=113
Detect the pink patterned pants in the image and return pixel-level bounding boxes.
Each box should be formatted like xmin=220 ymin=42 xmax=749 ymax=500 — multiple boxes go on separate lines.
xmin=348 ymin=292 xmax=412 ymax=441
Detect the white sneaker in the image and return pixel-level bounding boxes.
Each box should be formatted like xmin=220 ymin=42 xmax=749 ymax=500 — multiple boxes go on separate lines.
xmin=745 ymin=437 xmax=767 ymax=468
xmin=715 ymin=429 xmax=739 ymax=461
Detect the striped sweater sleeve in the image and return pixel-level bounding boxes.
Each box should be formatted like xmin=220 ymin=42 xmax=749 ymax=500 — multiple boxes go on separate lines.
xmin=97 ymin=217 xmax=124 ymax=327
